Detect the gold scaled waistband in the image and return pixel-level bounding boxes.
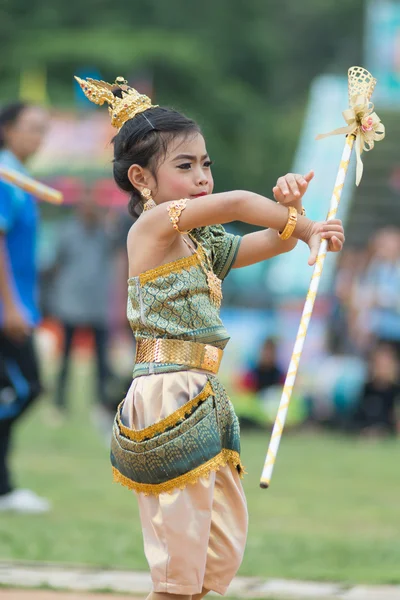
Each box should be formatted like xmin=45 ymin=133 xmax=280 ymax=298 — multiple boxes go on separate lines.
xmin=135 ymin=338 xmax=223 ymax=375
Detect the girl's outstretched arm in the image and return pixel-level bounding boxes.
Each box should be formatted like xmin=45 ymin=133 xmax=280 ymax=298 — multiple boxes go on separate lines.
xmin=233 ymin=171 xmax=344 ymax=268
xmin=233 ymin=219 xmax=344 ymax=268
xmin=135 ymin=188 xmax=343 ymax=266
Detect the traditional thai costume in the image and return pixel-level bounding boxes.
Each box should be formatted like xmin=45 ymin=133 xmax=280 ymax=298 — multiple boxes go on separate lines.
xmin=75 ymin=74 xmax=248 ymax=596
xmin=111 ymin=225 xmax=248 ymax=595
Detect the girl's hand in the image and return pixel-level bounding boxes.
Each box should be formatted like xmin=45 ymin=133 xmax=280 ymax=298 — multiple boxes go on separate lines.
xmin=307 ymin=219 xmax=345 ymax=266
xmin=273 ymin=170 xmax=314 ymax=205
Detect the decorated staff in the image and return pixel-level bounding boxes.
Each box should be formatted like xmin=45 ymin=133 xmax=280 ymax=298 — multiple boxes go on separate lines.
xmin=260 ymin=66 xmax=385 ymax=489
xmin=0 ymin=166 xmax=62 ymax=204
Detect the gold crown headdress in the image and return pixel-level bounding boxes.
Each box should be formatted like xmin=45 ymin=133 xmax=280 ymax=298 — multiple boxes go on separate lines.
xmin=74 ymin=75 xmax=157 ymax=129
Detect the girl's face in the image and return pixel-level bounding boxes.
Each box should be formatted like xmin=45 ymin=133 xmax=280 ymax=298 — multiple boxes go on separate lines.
xmin=144 ymin=132 xmax=214 ymax=203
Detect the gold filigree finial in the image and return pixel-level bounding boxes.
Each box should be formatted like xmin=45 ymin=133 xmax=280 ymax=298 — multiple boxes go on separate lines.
xmin=74 ymin=75 xmax=157 ymax=129
xmin=316 ymin=66 xmax=385 ymax=185
xmin=348 ymin=66 xmax=376 ymax=104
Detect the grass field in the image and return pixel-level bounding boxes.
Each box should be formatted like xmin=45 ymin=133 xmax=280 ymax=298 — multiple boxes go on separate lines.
xmin=0 ymin=360 xmax=399 ymax=585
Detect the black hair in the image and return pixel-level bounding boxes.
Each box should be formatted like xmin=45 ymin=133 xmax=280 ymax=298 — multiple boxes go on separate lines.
xmin=112 ymin=100 xmax=201 ymax=217
xmin=0 ymin=102 xmax=29 ymax=149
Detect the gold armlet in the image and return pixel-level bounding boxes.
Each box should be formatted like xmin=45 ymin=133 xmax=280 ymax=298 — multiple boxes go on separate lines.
xmin=278 ymin=206 xmax=298 ymax=241
xmin=167 ymin=199 xmax=189 ymax=234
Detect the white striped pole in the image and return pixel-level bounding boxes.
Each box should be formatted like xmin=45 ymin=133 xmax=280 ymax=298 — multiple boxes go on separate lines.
xmin=260 ymin=134 xmax=354 ymax=488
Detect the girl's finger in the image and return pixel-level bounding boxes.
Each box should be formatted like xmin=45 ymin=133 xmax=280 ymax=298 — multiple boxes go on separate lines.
xmin=295 ymin=174 xmax=308 ymax=192
xmin=321 ymin=230 xmax=342 ymax=237
xmin=328 ymin=236 xmax=343 ymax=252
xmin=286 ymin=174 xmax=300 ymax=197
xmin=277 ymin=177 xmax=290 ymax=196
xmin=273 ymin=186 xmax=285 ymax=203
xmin=321 ymin=231 xmax=344 ymax=243
xmin=325 ymin=219 xmax=342 ymax=225
xmin=303 ymin=170 xmax=315 ymax=183
xmin=321 ymin=224 xmax=344 ymax=233
xmin=308 ymin=244 xmax=318 ymax=265
xmin=295 ymin=173 xmax=307 ymax=186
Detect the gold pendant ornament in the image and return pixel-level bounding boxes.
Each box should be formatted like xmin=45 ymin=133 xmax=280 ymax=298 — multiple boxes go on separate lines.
xmin=206 ymin=270 xmax=222 ymax=309
xmin=196 ymin=242 xmax=223 ymax=309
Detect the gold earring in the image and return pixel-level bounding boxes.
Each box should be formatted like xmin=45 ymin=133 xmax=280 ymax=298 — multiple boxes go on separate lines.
xmin=141 ymin=187 xmax=157 ymax=211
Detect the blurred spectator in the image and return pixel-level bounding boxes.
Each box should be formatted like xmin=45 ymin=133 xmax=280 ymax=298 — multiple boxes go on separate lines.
xmin=47 ymin=188 xmax=114 ymax=414
xmin=352 ymin=228 xmax=400 ymax=353
xmin=106 ymin=209 xmax=134 ymax=338
xmin=331 ymin=228 xmax=400 ymax=356
xmin=351 ymin=342 xmax=400 ymax=437
xmin=241 ymin=338 xmax=283 ymax=393
xmin=330 ymin=248 xmax=368 ymax=354
xmin=0 ymin=102 xmax=50 ymax=513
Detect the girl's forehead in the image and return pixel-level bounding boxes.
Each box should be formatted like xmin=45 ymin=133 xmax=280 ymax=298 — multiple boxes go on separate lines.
xmin=167 ymin=132 xmax=207 ymax=158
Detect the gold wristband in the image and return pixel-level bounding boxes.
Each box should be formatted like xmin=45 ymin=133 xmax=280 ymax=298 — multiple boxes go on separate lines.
xmin=279 ymin=205 xmax=298 ymax=241
xmin=277 ymin=201 xmax=305 ymax=216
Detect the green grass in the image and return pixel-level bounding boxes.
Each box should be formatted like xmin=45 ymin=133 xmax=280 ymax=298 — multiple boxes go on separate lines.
xmin=0 ymin=361 xmax=400 ymax=585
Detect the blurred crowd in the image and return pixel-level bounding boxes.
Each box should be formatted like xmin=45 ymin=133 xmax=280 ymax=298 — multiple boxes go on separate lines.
xmin=331 ymin=227 xmax=400 ymax=357
xmin=238 ymin=229 xmax=400 ymax=438
xmin=329 ymin=227 xmax=400 ymax=436
xmin=40 ymin=190 xmax=134 ymax=419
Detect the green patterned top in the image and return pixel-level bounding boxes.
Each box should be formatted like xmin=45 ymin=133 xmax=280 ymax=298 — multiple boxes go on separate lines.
xmin=128 ymin=225 xmax=241 ymax=378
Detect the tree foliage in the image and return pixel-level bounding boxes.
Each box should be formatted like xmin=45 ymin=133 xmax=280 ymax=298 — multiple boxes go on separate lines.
xmin=1 ymin=0 xmax=364 ymax=193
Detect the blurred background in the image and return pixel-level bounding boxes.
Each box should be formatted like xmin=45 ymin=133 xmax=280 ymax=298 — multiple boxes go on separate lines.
xmin=0 ymin=0 xmax=400 ymax=590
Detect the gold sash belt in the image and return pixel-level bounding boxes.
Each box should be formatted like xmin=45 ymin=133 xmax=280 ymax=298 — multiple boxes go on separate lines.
xmin=135 ymin=338 xmax=223 ymax=375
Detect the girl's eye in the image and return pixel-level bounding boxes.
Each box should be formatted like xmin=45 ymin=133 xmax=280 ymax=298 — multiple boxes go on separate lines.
xmin=204 ymin=160 xmax=213 ymax=168
xmin=177 ymin=163 xmax=192 ymax=170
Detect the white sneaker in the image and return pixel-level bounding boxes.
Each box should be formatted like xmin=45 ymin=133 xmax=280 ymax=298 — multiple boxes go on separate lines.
xmin=0 ymin=489 xmax=51 ymax=514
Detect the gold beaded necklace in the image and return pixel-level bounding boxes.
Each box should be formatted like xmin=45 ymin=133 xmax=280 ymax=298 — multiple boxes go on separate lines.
xmin=182 ymin=234 xmax=222 ymax=309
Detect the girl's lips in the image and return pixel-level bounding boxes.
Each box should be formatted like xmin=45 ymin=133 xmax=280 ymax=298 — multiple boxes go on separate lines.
xmin=191 ymin=191 xmax=207 ymax=198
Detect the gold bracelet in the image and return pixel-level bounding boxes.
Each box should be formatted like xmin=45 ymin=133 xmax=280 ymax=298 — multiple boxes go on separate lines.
xmin=166 ymin=199 xmax=188 ymax=233
xmin=278 ymin=205 xmax=298 ymax=240
xmin=277 ymin=201 xmax=305 ymax=216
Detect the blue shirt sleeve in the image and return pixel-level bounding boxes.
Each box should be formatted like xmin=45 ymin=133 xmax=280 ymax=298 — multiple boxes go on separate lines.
xmin=0 ymin=181 xmax=16 ymax=233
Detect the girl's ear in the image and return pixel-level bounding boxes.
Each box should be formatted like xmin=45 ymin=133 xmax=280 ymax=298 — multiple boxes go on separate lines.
xmin=128 ymin=164 xmax=149 ymax=192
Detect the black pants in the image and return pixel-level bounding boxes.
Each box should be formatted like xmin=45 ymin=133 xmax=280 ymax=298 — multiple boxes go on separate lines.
xmin=54 ymin=323 xmax=110 ymax=410
xmin=0 ymin=331 xmax=42 ymax=496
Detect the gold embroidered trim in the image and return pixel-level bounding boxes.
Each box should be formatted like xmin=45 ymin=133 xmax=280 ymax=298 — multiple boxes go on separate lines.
xmin=116 ymin=380 xmax=214 ymax=442
xmin=136 ymin=252 xmax=200 ymax=285
xmin=112 ymin=449 xmax=245 ymax=496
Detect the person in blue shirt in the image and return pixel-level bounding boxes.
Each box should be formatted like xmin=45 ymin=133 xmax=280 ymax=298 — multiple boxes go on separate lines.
xmin=0 ymin=102 xmax=50 ymax=513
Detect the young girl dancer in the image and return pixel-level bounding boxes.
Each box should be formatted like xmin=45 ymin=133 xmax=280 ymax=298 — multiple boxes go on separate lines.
xmin=76 ymin=75 xmax=344 ymax=600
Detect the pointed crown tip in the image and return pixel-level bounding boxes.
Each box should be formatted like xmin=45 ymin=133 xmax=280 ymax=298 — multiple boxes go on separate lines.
xmin=73 ymin=74 xmax=156 ymax=128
